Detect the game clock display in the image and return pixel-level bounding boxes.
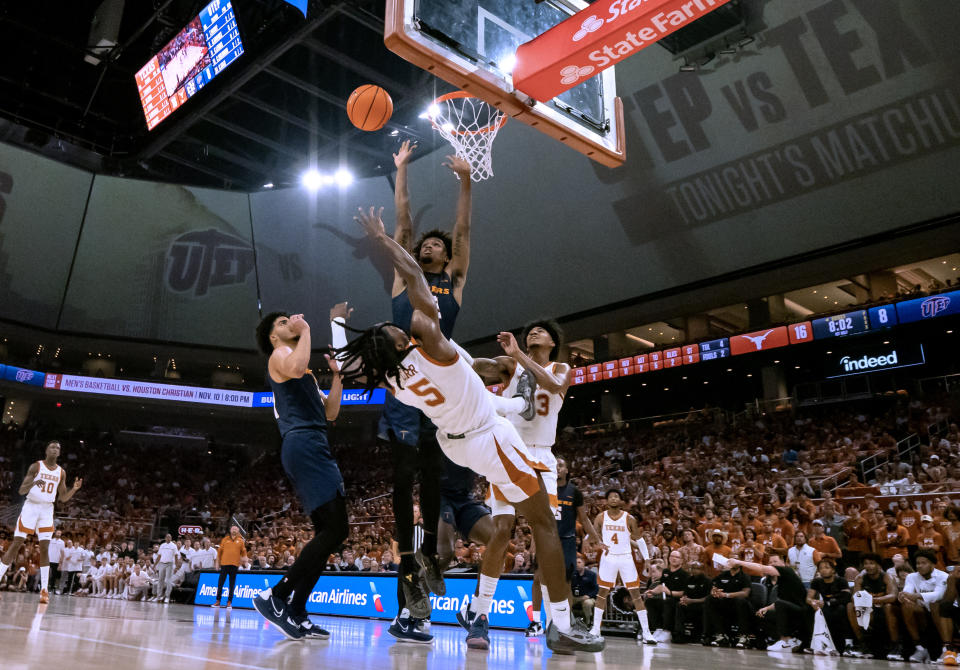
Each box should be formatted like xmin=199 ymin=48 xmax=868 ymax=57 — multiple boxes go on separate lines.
xmin=811 ymin=310 xmax=870 ymax=339
xmin=135 ymin=0 xmax=244 ymax=130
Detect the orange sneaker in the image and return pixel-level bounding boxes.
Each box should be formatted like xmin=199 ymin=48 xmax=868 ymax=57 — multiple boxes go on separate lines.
xmin=944 ymin=650 xmax=958 ymax=666
xmin=39 ymin=589 xmax=49 ymax=604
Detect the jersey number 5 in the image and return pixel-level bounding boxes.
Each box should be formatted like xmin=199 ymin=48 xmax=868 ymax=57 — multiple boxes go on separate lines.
xmin=407 ymin=379 xmax=446 ymax=407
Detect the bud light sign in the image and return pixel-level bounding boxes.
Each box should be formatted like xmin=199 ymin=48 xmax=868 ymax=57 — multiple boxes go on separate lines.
xmin=896 ymin=290 xmax=960 ymax=324
xmin=193 ymin=572 xmax=536 ymax=630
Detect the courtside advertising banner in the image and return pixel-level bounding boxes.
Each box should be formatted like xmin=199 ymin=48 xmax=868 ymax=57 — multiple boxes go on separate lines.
xmin=514 ymin=0 xmax=734 ymax=101
xmin=44 ymin=374 xmax=255 ymax=407
xmin=193 ymin=572 xmax=537 ymax=630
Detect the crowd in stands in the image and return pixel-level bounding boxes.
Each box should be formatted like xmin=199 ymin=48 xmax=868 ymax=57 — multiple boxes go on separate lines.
xmin=2 ymin=395 xmax=960 ymax=658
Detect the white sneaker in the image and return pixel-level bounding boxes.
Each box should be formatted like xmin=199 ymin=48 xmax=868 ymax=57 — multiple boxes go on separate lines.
xmin=767 ymin=639 xmax=799 ymax=652
xmin=910 ymin=646 xmax=931 ymax=664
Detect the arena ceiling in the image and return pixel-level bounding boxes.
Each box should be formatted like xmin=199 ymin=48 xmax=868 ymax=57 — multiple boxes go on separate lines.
xmin=0 ymin=0 xmax=450 ymax=190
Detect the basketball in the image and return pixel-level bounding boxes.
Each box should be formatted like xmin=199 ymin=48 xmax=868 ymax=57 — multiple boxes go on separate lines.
xmin=346 ymin=85 xmax=393 ymax=131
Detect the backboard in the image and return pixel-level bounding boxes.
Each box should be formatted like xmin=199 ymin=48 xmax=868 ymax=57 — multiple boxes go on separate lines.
xmin=385 ymin=0 xmax=625 ymax=167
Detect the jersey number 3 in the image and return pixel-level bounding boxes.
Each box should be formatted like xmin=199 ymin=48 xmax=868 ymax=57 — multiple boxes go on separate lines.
xmin=408 ymin=379 xmax=446 ymax=407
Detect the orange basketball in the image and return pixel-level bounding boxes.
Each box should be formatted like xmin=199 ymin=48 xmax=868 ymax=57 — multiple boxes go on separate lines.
xmin=346 ymin=85 xmax=393 ymax=131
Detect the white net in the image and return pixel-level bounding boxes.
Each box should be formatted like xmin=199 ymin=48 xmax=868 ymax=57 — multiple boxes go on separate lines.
xmin=428 ymin=94 xmax=506 ymax=182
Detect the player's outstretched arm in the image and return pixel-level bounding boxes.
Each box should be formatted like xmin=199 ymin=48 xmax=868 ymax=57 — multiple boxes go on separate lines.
xmin=471 ymin=355 xmax=514 ymax=385
xmin=18 ymin=462 xmax=40 ymax=495
xmin=725 ymin=557 xmax=777 ymax=577
xmin=577 ymin=504 xmax=604 ymax=549
xmin=323 ymin=354 xmax=344 ymax=422
xmin=356 ymin=207 xmax=437 ymax=321
xmin=391 ymin=141 xmax=416 ymax=297
xmin=444 ymin=154 xmax=472 ymax=298
xmin=497 ymin=331 xmax=570 ymax=395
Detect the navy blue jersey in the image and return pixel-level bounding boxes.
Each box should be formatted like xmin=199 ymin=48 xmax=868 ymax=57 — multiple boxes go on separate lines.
xmin=557 ymin=481 xmax=583 ymax=538
xmin=391 ymin=270 xmax=460 ymax=339
xmin=380 ymin=269 xmax=460 ymax=444
xmin=268 ymin=370 xmax=327 ymax=438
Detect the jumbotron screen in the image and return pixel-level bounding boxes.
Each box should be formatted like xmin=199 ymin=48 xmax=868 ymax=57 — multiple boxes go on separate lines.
xmin=134 ymin=0 xmax=243 ymax=130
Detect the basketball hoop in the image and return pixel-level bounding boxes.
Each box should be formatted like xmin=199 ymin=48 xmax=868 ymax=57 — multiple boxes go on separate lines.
xmin=427 ymin=91 xmax=506 ymax=181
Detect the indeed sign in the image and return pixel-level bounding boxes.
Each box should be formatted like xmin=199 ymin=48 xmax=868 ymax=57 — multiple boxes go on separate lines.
xmin=840 ymin=350 xmax=898 ymax=372
xmin=827 ymin=342 xmax=925 ymax=379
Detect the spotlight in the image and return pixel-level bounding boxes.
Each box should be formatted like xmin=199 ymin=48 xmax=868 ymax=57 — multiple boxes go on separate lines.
xmin=301 ymin=170 xmax=323 ymax=190
xmin=262 ymin=182 xmax=274 ymax=189
xmin=334 ymin=169 xmax=354 ymax=187
xmin=498 ymin=53 xmax=517 ymax=74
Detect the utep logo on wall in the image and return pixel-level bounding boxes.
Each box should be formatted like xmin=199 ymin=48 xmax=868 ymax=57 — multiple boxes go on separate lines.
xmin=166 ymin=228 xmax=255 ymax=297
xmin=922 ymin=296 xmax=951 ymax=318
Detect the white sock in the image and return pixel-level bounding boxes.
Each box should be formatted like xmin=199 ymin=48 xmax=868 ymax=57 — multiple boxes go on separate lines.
xmin=549 ymin=600 xmax=572 ymax=634
xmin=532 ymin=609 xmax=541 ymax=624
xmin=0 ymin=561 xmax=9 ymax=580
xmin=540 ymin=585 xmax=552 ymax=625
xmin=490 ymin=394 xmax=527 ymax=416
xmin=471 ymin=575 xmax=499 ymax=617
xmin=591 ymin=607 xmax=604 ymax=634
xmin=637 ymin=609 xmax=650 ymax=635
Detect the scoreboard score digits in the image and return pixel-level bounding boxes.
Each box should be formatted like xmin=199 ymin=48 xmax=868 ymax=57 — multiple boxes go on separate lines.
xmin=135 ymin=0 xmax=244 ymax=130
xmin=811 ymin=310 xmax=870 ymax=339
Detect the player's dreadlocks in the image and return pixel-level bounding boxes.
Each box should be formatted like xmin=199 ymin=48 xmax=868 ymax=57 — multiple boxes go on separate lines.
xmin=333 ymin=322 xmax=418 ymax=395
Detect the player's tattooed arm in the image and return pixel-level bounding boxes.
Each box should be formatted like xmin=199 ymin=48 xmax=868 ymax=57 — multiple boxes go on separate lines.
xmin=18 ymin=462 xmax=40 ymax=495
xmin=471 ymin=355 xmax=514 ymax=384
xmin=444 ymin=154 xmax=472 ymax=296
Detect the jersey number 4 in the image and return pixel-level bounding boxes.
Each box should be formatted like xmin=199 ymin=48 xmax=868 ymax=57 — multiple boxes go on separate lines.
xmin=408 ymin=379 xmax=446 ymax=407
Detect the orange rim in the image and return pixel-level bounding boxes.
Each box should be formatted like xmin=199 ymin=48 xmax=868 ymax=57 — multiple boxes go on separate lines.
xmin=430 ymin=91 xmax=507 ymax=136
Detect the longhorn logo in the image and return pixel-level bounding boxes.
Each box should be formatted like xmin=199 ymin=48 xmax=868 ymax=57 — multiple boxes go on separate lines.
xmin=741 ymin=330 xmax=775 ymax=351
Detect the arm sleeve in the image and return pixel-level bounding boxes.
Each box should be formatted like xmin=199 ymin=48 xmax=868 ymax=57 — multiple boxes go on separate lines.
xmin=331 ymin=317 xmax=348 ymax=354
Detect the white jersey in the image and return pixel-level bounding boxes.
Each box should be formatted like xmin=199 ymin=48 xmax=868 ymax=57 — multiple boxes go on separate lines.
xmin=391 ymin=344 xmax=496 ymax=436
xmin=26 ymin=461 xmax=62 ymax=504
xmin=601 ymin=510 xmax=632 ymax=555
xmin=504 ymin=362 xmax=564 ymax=447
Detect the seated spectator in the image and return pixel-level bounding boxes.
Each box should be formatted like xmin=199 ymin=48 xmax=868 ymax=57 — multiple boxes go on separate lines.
xmin=734 ymin=554 xmax=811 ymax=652
xmin=898 ymin=549 xmax=948 ymax=663
xmin=704 ymin=557 xmax=753 ymax=648
xmin=787 ymin=531 xmax=821 ymax=588
xmin=809 ymin=558 xmax=852 ymax=654
xmin=645 ymin=550 xmax=686 ymax=643
xmin=808 ymin=521 xmax=842 ymax=566
xmin=571 ymin=557 xmax=599 ymax=626
xmin=847 ymin=552 xmax=899 ymax=659
xmin=126 ymin=563 xmax=151 ymax=601
xmin=876 ymin=510 xmax=910 ymax=568
xmin=675 ymin=560 xmax=712 ymax=644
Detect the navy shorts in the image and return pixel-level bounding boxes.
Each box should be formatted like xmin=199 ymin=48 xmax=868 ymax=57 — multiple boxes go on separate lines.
xmin=280 ymin=429 xmax=345 ymax=515
xmin=378 ymin=394 xmax=429 ymax=446
xmin=440 ymin=494 xmax=490 ymax=539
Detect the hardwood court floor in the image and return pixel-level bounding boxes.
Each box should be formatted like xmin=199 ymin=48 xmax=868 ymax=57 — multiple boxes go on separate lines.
xmin=1 ymin=592 xmax=881 ymax=670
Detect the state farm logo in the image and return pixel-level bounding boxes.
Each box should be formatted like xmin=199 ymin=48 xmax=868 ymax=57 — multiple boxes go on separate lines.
xmin=15 ymin=369 xmax=34 ymax=383
xmin=560 ymin=64 xmax=595 ymax=86
xmin=921 ymin=296 xmax=951 ymax=318
xmin=573 ymin=15 xmax=603 ymax=41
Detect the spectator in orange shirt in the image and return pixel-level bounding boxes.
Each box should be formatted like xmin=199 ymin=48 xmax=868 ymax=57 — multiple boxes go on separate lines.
xmin=876 ymin=509 xmax=910 ymax=566
xmin=699 ymin=529 xmax=732 ymax=579
xmin=214 ymin=525 xmax=247 ymax=608
xmin=737 ymin=527 xmax=765 ymax=565
xmin=774 ymin=508 xmax=795 ymax=546
xmin=916 ymin=515 xmax=946 ymax=570
xmin=896 ymin=498 xmax=922 ymax=560
xmin=808 ymin=520 xmax=842 ymax=565
xmin=842 ymin=502 xmax=873 ymax=566
xmin=758 ymin=519 xmax=789 ymax=559
xmin=943 ymin=506 xmax=960 ymax=566
xmin=696 ymin=510 xmax=723 ymax=545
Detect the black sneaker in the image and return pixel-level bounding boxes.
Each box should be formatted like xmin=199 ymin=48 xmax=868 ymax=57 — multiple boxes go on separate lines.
xmin=457 ymin=598 xmax=476 ymax=632
xmin=886 ymin=643 xmax=907 ymax=661
xmin=515 ymin=368 xmax=537 ymax=421
xmin=466 ymin=613 xmax=491 ymax=650
xmin=388 ymin=616 xmax=433 ymax=644
xmin=294 ymin=614 xmax=330 ymax=640
xmin=525 ymin=621 xmax=544 ymax=638
xmin=253 ymin=590 xmax=306 ymax=641
xmin=735 ymin=635 xmax=750 ymax=649
xmin=709 ymin=634 xmax=727 ymax=647
xmin=546 ymin=620 xmax=605 ymax=654
xmin=415 ymin=549 xmax=446 ymax=596
xmin=399 ymin=573 xmax=431 ymax=619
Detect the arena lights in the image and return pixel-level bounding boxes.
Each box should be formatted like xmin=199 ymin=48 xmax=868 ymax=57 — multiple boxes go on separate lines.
xmin=301 ymin=168 xmax=354 ymax=190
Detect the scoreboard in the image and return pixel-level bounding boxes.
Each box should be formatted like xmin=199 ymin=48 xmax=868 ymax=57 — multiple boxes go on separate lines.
xmin=135 ymin=0 xmax=244 ymax=130
xmin=811 ymin=309 xmax=871 ymax=339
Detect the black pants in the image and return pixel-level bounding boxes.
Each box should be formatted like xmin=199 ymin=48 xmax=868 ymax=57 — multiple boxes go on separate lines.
xmin=272 ymin=495 xmax=349 ymax=614
xmin=676 ymin=602 xmax=704 ymax=641
xmin=646 ymin=596 xmax=678 ymax=632
xmin=822 ymin=601 xmax=852 ymax=644
xmin=390 ymin=432 xmax=442 ymax=611
xmin=774 ymin=599 xmax=814 ymax=646
xmin=705 ymin=597 xmax=754 ymax=638
xmin=216 ymin=565 xmax=238 ymax=603
xmin=49 ymin=562 xmax=59 ymax=588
